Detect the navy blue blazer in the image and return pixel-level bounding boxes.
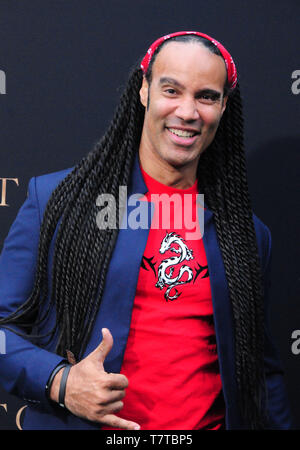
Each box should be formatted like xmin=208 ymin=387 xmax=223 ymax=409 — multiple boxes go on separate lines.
xmin=0 ymin=157 xmax=292 ymax=429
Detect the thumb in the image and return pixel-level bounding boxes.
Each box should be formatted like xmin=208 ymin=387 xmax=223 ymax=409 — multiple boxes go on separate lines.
xmin=88 ymin=328 xmax=114 ymax=365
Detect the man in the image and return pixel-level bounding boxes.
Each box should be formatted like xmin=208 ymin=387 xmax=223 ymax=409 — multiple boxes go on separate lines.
xmin=0 ymin=31 xmax=292 ymax=430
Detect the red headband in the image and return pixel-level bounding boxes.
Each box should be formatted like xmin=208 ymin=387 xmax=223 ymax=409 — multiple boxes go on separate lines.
xmin=140 ymin=31 xmax=237 ymax=91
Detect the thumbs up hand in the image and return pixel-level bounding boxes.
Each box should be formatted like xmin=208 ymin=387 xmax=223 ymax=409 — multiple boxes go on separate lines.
xmin=49 ymin=328 xmax=140 ymax=430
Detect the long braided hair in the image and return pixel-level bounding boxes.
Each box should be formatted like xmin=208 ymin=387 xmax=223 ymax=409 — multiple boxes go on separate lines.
xmin=0 ymin=35 xmax=267 ymax=428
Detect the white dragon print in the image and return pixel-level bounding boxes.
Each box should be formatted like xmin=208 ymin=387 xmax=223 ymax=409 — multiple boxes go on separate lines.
xmin=155 ymin=231 xmax=194 ymax=301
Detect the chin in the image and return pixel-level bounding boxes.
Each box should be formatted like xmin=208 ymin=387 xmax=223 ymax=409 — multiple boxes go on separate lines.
xmin=164 ymin=155 xmax=195 ymax=169
xmin=164 ymin=149 xmax=201 ymax=168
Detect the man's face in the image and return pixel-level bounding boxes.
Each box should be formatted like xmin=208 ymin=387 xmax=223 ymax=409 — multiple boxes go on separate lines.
xmin=139 ymin=41 xmax=228 ymax=171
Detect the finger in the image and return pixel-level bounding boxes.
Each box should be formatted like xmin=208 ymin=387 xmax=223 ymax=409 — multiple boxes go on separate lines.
xmin=88 ymin=328 xmax=113 ymax=364
xmin=106 ymin=373 xmax=129 ymax=390
xmin=100 ymin=414 xmax=140 ymax=430
xmin=100 ymin=389 xmax=126 ymax=405
xmin=102 ymin=400 xmax=124 ymax=415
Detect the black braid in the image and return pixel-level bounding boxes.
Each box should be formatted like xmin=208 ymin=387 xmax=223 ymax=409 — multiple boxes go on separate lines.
xmin=0 ymin=66 xmax=144 ymax=350
xmin=201 ymin=85 xmax=267 ymax=428
xmin=0 ymin=36 xmax=268 ymax=428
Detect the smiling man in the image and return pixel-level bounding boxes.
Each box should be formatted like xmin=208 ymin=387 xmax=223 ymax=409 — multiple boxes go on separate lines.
xmin=139 ymin=40 xmax=228 ymax=185
xmin=0 ymin=31 xmax=292 ymax=430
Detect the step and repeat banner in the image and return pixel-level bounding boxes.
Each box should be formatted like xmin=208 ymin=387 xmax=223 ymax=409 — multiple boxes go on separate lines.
xmin=0 ymin=0 xmax=299 ymax=430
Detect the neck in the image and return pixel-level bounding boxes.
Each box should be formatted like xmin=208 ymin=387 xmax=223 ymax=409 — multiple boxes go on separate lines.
xmin=138 ymin=149 xmax=198 ymax=190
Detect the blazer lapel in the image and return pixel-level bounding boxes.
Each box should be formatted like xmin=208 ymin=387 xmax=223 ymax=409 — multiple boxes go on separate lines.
xmin=85 ymin=156 xmax=152 ymax=373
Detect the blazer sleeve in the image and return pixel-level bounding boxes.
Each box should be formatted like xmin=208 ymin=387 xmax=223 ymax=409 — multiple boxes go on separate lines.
xmin=0 ymin=177 xmax=65 ymax=411
xmin=262 ymin=224 xmax=294 ymax=429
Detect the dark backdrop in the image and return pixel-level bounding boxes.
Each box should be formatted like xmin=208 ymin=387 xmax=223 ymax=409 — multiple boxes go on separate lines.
xmin=0 ymin=0 xmax=299 ymax=430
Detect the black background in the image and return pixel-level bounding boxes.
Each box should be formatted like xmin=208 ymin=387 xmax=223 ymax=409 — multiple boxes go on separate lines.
xmin=0 ymin=0 xmax=299 ymax=430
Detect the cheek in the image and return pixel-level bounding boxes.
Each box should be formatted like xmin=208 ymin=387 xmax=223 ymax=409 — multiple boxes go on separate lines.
xmin=149 ymin=98 xmax=174 ymax=125
xmin=201 ymin=108 xmax=223 ymax=131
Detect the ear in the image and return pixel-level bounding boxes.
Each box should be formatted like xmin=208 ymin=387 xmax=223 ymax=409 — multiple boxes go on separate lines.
xmin=139 ymin=76 xmax=149 ymax=108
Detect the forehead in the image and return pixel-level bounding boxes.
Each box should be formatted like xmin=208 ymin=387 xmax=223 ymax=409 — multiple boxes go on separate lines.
xmin=151 ymin=41 xmax=227 ymax=90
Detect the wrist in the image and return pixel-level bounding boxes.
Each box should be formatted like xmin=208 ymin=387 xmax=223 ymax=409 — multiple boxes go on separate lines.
xmin=45 ymin=361 xmax=69 ymax=403
xmin=58 ymin=364 xmax=72 ymax=408
xmin=49 ymin=367 xmax=65 ymax=402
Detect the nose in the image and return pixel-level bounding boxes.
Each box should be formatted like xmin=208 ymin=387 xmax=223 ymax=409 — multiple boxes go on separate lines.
xmin=175 ymin=97 xmax=200 ymax=122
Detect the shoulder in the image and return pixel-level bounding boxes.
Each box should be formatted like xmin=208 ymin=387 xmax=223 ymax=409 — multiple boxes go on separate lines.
xmin=30 ymin=166 xmax=75 ymax=220
xmin=34 ymin=166 xmax=75 ymax=194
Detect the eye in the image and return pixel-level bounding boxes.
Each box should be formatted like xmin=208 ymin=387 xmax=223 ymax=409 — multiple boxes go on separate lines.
xmin=199 ymin=93 xmax=220 ymax=104
xmin=164 ymin=88 xmax=177 ymax=95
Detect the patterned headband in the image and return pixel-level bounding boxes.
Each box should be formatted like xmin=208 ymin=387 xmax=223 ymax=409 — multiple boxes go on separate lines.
xmin=140 ymin=31 xmax=237 ymax=91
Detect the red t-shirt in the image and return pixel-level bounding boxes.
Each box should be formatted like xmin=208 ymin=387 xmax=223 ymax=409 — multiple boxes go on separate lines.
xmin=103 ymin=169 xmax=225 ymax=430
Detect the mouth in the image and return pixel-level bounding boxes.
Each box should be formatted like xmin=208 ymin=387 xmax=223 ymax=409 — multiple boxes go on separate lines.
xmin=166 ymin=127 xmax=201 ymax=146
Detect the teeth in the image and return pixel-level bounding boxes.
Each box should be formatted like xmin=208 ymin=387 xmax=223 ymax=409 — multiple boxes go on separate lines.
xmin=168 ymin=128 xmax=196 ymax=138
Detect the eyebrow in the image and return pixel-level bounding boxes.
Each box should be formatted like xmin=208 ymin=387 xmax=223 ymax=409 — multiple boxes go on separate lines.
xmin=159 ymin=77 xmax=184 ymax=88
xmin=159 ymin=77 xmax=222 ymax=99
